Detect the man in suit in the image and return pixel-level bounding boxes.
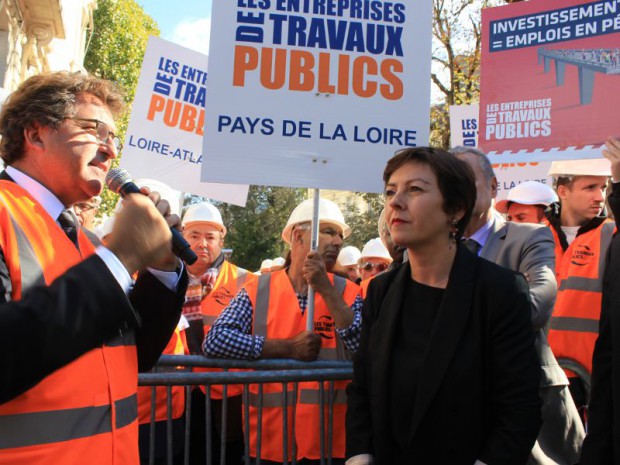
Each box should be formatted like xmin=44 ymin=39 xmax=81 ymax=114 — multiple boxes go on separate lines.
xmin=580 ymin=137 xmax=620 ymax=465
xmin=0 ymin=71 xmax=188 ymax=464
xmin=453 ymin=146 xmax=584 ymax=465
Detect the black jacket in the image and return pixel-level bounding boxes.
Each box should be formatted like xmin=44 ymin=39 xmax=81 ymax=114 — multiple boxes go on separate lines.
xmin=346 ymin=244 xmax=542 ymax=465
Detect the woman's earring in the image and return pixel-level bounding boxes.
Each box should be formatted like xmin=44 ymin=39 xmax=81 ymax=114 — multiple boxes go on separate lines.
xmin=449 ymin=219 xmax=458 ymax=242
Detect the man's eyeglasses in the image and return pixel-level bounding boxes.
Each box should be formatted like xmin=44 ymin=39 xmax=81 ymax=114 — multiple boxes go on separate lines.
xmin=68 ymin=117 xmax=123 ymax=152
xmin=73 ymin=202 xmax=97 ymax=213
xmin=359 ymin=262 xmax=389 ymax=273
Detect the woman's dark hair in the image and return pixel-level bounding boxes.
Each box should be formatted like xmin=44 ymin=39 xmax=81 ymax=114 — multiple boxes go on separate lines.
xmin=383 ymin=147 xmax=477 ymax=239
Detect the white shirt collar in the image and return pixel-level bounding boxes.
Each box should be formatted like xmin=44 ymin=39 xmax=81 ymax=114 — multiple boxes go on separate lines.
xmin=5 ymin=166 xmax=65 ymax=221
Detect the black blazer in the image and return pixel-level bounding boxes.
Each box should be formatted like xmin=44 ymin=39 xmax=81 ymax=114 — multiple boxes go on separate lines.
xmin=580 ymin=185 xmax=620 ymax=465
xmin=346 ymin=244 xmax=542 ymax=465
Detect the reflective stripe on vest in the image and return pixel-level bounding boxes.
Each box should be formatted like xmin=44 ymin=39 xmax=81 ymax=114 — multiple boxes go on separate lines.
xmin=10 ymin=216 xmax=45 ymax=293
xmin=254 ymin=273 xmax=272 ymax=337
xmin=237 ymin=269 xmax=248 ymax=289
xmin=0 ymin=393 xmax=137 ymax=449
xmin=549 ymin=316 xmax=599 ymax=333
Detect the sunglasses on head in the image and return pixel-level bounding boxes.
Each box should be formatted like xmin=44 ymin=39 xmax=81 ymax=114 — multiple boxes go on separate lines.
xmin=359 ymin=262 xmax=389 ymax=272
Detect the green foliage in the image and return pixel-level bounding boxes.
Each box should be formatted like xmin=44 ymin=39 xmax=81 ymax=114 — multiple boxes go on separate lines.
xmin=341 ymin=193 xmax=384 ymax=250
xmin=212 ymin=186 xmax=307 ymax=271
xmin=84 ymin=0 xmax=159 ymax=218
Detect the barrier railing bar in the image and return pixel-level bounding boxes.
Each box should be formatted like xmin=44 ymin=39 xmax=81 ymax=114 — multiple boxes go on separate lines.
xmin=139 ymin=369 xmax=352 ymax=386
xmin=155 ymin=355 xmax=351 ymax=370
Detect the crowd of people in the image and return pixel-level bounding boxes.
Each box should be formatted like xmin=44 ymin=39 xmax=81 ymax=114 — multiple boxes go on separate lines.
xmin=0 ymin=70 xmax=619 ymax=465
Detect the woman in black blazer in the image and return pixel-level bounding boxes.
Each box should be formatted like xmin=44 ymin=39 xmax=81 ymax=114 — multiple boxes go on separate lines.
xmin=345 ymin=147 xmax=542 ymax=465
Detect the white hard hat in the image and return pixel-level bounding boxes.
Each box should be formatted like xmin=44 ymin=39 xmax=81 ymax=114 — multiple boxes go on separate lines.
xmin=182 ymin=202 xmax=226 ymax=236
xmin=281 ymin=198 xmax=350 ymax=244
xmin=272 ymin=257 xmax=285 ymax=267
xmin=360 ymin=238 xmax=392 ymax=262
xmin=338 ymin=246 xmax=362 ymax=267
xmin=134 ymin=179 xmax=182 ymax=217
xmin=496 ymin=181 xmax=558 ymax=213
xmin=548 ymin=158 xmax=611 ymax=178
xmin=259 ymin=259 xmax=273 ymax=272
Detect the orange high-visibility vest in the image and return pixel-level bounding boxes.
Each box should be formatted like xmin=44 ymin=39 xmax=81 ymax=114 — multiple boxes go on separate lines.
xmin=0 ymin=181 xmax=140 ymax=465
xmin=137 ymin=326 xmax=187 ymax=424
xmin=244 ymin=269 xmax=359 ymax=462
xmin=548 ymin=221 xmax=615 ymax=375
xmin=359 ymin=277 xmax=372 ymax=299
xmin=196 ymin=260 xmax=255 ymax=398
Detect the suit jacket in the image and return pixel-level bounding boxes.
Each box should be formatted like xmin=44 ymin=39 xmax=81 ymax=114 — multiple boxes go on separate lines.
xmin=346 ymin=244 xmax=541 ymax=465
xmin=580 ymin=185 xmax=620 ymax=465
xmin=0 ymin=171 xmax=188 ymax=403
xmin=480 ymin=216 xmax=565 ymax=388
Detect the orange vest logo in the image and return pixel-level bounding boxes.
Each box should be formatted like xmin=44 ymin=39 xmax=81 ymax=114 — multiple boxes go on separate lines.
xmin=212 ymin=287 xmax=234 ymax=306
xmin=314 ymin=315 xmax=335 ymax=340
xmin=570 ymin=244 xmax=596 ymax=267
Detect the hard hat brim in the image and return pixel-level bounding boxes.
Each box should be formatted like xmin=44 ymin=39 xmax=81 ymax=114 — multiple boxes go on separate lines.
xmin=282 ymin=220 xmax=351 ymax=244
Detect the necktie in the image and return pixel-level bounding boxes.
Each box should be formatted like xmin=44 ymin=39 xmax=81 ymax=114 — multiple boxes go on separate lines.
xmin=58 ymin=209 xmax=79 ymax=248
xmin=463 ymin=238 xmax=481 ymax=255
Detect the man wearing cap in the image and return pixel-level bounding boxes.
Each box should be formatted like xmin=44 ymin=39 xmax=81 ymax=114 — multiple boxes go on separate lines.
xmin=205 ymin=198 xmax=362 ymax=464
xmin=452 ymin=146 xmax=583 ymax=465
xmin=181 ymin=201 xmax=254 ymax=465
xmin=545 ymin=157 xmax=615 ymax=423
xmin=496 ymin=181 xmax=558 ymax=225
xmin=358 ymin=237 xmax=392 ymax=298
xmin=336 ymin=246 xmax=362 ymax=283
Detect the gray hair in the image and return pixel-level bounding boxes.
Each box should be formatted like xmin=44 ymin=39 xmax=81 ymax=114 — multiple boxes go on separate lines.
xmin=450 ymin=146 xmax=496 ymax=182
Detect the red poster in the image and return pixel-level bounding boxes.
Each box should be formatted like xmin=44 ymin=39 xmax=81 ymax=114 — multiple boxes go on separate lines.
xmin=479 ymin=0 xmax=620 ymax=162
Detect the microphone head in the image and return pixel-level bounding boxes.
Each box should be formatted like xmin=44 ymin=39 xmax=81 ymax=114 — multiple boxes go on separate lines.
xmin=106 ymin=168 xmax=133 ymax=194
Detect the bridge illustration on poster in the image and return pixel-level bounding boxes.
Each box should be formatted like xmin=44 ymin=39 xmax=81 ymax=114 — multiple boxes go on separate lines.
xmin=538 ymin=47 xmax=620 ymax=104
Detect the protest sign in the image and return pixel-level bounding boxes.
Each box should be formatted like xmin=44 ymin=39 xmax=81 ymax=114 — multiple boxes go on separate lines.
xmin=449 ymin=103 xmax=552 ymax=198
xmin=479 ymin=0 xmax=620 ymax=163
xmin=450 ymin=103 xmax=479 ymax=148
xmin=121 ymin=36 xmax=249 ymax=206
xmin=200 ymin=0 xmax=433 ymax=193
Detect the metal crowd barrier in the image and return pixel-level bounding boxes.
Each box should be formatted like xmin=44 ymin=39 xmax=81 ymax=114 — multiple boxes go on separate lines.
xmin=138 ymin=355 xmax=353 ymax=465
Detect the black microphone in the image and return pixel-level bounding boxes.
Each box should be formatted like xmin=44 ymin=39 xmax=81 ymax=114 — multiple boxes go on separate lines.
xmin=105 ymin=168 xmax=197 ymax=265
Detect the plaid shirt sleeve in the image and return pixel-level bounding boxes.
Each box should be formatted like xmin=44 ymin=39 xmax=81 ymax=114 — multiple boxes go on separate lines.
xmin=335 ymin=294 xmax=363 ymax=354
xmin=202 ymin=288 xmax=265 ymax=360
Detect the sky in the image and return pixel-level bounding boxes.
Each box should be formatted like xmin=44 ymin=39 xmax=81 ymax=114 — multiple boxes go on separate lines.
xmin=138 ymin=0 xmax=213 ymax=55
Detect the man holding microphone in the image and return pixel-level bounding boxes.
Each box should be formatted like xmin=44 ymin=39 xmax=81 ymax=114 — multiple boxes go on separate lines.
xmin=0 ymin=71 xmax=188 ymax=465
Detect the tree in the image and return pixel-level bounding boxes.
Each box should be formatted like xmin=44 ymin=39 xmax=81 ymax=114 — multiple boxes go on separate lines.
xmin=342 ymin=193 xmax=384 ymax=250
xmin=430 ymin=0 xmax=500 ymax=147
xmin=214 ymin=186 xmax=307 ymax=271
xmin=84 ymin=0 xmax=159 ymax=218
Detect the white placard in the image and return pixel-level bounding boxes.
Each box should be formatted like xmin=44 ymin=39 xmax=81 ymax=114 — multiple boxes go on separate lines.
xmin=121 ymin=36 xmax=249 ymax=206
xmin=201 ymin=1 xmax=433 ymax=193
xmin=449 ymin=104 xmax=479 ymax=148
xmin=449 ymin=103 xmax=552 ymax=200
xmin=494 ymin=162 xmax=553 ymax=201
